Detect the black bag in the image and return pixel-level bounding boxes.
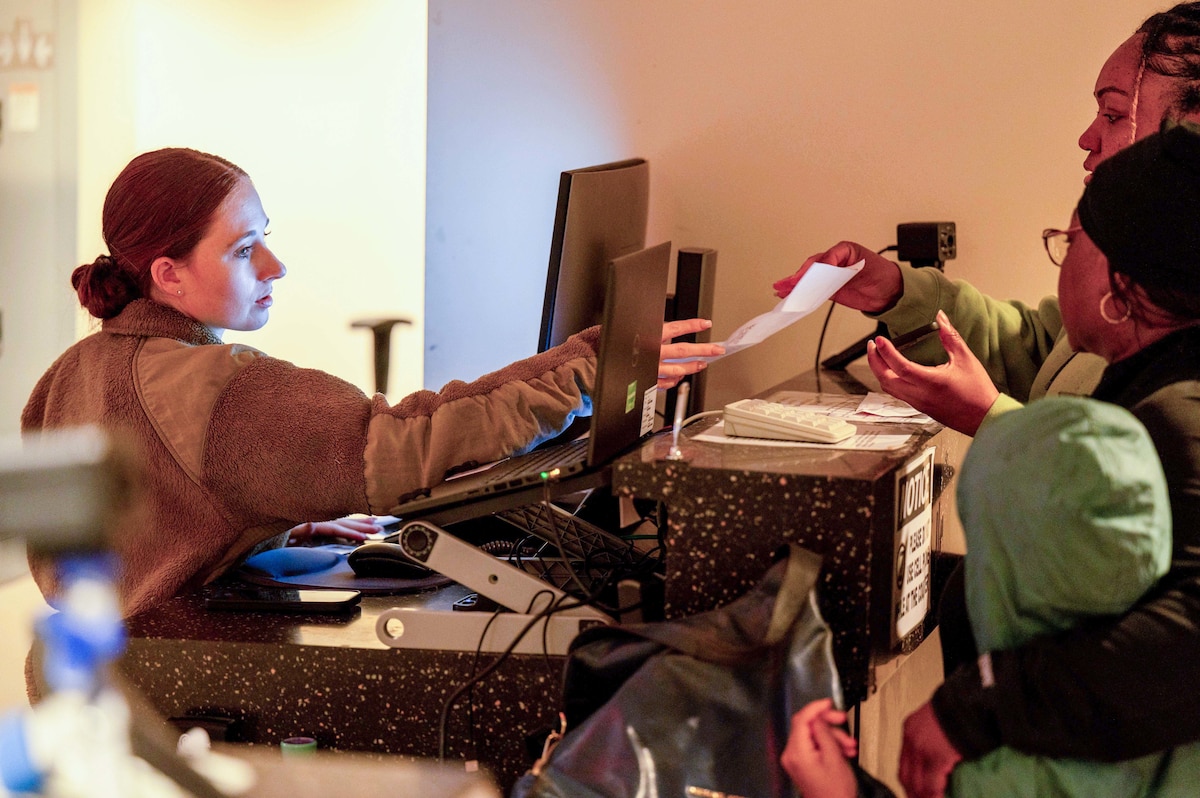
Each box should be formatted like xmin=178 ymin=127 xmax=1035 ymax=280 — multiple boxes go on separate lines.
xmin=513 ymin=544 xmax=887 ymax=798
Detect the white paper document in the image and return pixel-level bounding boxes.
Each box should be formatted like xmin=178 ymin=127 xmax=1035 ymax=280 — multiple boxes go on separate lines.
xmin=853 ymin=392 xmax=934 ymax=421
xmin=669 ymin=259 xmax=866 ymax=363
xmin=769 ymin=391 xmax=937 ymax=427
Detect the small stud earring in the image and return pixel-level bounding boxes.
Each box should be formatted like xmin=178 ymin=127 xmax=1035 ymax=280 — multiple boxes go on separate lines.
xmin=177 ymin=289 xmax=182 ymax=296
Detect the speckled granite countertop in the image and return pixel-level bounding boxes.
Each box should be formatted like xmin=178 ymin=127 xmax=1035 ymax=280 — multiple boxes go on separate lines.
xmin=613 ymin=369 xmax=967 ymax=703
xmin=121 ymin=586 xmax=562 ymax=792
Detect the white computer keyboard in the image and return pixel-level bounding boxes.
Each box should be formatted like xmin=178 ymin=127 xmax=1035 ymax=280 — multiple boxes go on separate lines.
xmin=723 ymin=399 xmax=856 ymax=443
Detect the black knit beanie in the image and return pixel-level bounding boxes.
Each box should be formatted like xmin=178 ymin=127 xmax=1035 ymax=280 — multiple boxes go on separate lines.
xmin=1077 ymin=118 xmax=1200 ymax=290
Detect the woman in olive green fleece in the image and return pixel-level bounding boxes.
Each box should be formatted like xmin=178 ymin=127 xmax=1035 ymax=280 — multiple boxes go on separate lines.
xmin=22 ymin=148 xmax=719 ymax=617
xmin=774 ymin=4 xmax=1200 ymax=437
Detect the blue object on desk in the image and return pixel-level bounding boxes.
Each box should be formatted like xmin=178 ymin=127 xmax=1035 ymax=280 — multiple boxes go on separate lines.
xmin=242 ymin=547 xmax=341 ymax=577
xmin=238 ymin=545 xmax=450 ymax=595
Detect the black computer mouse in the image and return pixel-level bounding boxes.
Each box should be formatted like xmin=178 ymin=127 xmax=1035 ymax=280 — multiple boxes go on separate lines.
xmin=346 ymin=542 xmax=435 ymax=580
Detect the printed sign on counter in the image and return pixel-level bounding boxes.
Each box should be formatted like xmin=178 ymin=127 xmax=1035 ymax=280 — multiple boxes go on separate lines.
xmin=892 ymin=447 xmax=934 ymax=645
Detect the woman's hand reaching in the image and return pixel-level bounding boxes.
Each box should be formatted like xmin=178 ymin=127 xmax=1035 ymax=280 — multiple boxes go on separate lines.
xmin=658 ymin=318 xmax=724 ymax=389
xmin=866 ymin=310 xmax=999 ymax=436
xmin=774 ymin=241 xmax=903 ymax=313
xmin=287 ymin=516 xmax=386 ymax=545
xmin=781 ymin=698 xmax=860 ymax=798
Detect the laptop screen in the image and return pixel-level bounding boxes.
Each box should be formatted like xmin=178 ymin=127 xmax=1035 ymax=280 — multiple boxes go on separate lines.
xmin=588 ymin=241 xmax=671 ymax=465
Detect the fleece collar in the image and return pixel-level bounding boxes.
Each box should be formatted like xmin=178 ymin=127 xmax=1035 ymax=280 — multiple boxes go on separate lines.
xmin=102 ymin=299 xmax=223 ymax=347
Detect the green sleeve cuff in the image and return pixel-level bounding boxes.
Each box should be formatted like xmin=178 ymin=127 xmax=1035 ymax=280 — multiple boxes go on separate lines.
xmin=872 ymin=262 xmax=945 ymax=333
xmin=976 ymin=394 xmax=1024 ymax=434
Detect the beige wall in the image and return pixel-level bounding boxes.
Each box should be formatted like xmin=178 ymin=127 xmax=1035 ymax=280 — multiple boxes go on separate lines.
xmin=426 ymin=2 xmax=1155 ymax=409
xmin=76 ymin=0 xmax=427 ymax=398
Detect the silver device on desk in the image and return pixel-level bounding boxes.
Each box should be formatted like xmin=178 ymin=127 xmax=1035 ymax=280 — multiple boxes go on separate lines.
xmin=374 ymin=521 xmax=610 ymax=656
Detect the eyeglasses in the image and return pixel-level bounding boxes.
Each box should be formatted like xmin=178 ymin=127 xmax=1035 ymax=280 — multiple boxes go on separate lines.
xmin=1042 ymin=226 xmax=1080 ymax=267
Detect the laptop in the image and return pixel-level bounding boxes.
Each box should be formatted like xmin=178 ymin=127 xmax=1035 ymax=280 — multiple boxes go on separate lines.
xmin=391 ymin=241 xmax=671 ymax=526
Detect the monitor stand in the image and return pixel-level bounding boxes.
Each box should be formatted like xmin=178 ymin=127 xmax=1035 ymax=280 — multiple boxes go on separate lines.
xmin=373 ymin=520 xmax=610 ymax=655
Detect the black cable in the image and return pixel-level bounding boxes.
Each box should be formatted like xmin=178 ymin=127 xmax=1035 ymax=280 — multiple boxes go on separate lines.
xmin=437 ymin=586 xmax=603 ymax=762
xmin=438 ymin=587 xmax=560 ymax=762
xmin=813 ymin=302 xmax=837 ymax=377
xmin=538 ymin=527 xmax=628 ymax=618
xmin=437 ymin=479 xmax=671 ymax=763
xmin=542 ymin=480 xmax=593 ymax=599
xmin=445 ymin=489 xmax=643 ymax=754
xmin=490 ymin=529 xmax=564 ymax=681
xmin=464 ymin=605 xmax=506 ymax=760
xmin=437 ymin=543 xmax=635 ymax=763
xmin=532 ymin=479 xmax=658 ymax=615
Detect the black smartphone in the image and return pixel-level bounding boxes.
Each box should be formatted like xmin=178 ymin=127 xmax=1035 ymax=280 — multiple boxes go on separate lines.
xmin=204 ymin=586 xmax=362 ymax=614
xmin=889 ymin=321 xmax=940 ymax=351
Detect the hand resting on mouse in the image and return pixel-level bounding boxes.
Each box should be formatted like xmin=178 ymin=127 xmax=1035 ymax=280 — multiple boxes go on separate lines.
xmin=346 ymin=542 xmax=434 ymax=580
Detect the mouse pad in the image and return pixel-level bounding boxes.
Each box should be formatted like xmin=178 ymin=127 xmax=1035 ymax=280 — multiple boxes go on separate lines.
xmin=236 ymin=545 xmax=452 ymax=595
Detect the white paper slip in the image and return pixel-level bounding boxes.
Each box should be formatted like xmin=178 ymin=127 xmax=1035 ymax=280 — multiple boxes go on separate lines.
xmin=854 ymin=393 xmax=935 ymax=423
xmin=667 ymin=259 xmax=866 ymax=364
xmin=767 ymin=390 xmax=938 ymax=428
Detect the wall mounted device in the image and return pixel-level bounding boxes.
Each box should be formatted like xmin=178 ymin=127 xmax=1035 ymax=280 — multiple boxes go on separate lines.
xmin=896 ymin=221 xmax=956 ymax=269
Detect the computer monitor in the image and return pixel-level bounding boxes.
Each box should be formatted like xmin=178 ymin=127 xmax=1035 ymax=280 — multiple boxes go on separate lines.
xmin=537 ymin=158 xmax=650 ymax=352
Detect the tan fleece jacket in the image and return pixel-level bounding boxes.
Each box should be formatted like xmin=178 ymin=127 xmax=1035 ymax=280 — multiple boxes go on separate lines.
xmin=22 ymin=300 xmax=599 ymax=617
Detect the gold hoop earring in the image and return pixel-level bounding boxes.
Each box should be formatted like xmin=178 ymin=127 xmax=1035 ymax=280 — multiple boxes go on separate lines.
xmin=1100 ymin=291 xmax=1131 ymax=325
